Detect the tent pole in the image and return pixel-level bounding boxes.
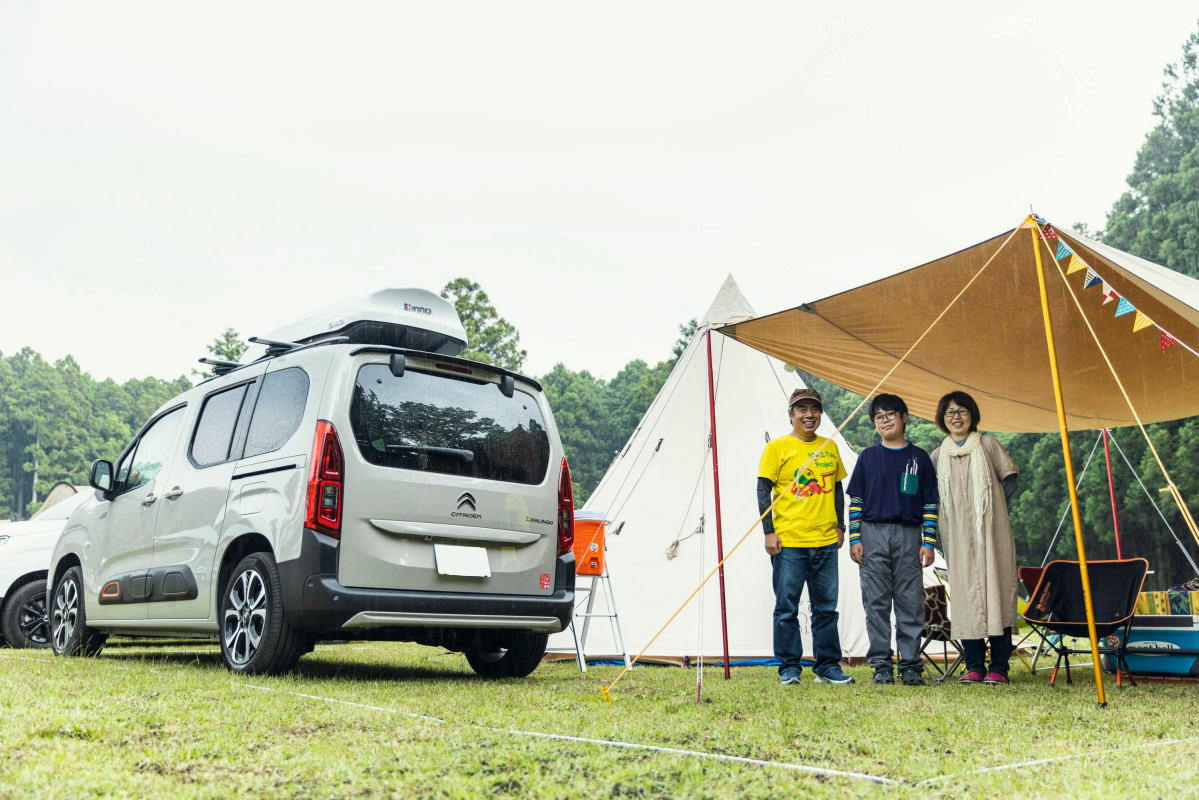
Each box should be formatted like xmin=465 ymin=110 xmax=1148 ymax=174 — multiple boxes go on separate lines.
xmin=1030 ymin=223 xmax=1107 ymax=708
xmin=705 ymin=328 xmax=732 ymax=679
xmin=1102 ymin=429 xmax=1123 ymax=559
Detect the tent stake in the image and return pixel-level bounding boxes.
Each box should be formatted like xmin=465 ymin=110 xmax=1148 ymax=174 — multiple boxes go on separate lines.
xmin=705 ymin=329 xmax=733 ymax=679
xmin=1103 ymin=429 xmax=1123 ymax=559
xmin=1030 ymin=222 xmax=1107 ymax=708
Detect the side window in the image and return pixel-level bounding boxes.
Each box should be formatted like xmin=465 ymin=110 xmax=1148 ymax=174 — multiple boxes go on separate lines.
xmin=123 ymin=407 xmax=186 ymax=493
xmin=190 ymin=384 xmax=250 ymax=467
xmin=243 ymin=368 xmax=310 ymax=458
xmin=115 ymin=448 xmax=135 ymax=489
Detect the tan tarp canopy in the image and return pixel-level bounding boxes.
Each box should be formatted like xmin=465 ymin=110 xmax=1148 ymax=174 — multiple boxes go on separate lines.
xmin=720 ymin=222 xmax=1199 ymax=432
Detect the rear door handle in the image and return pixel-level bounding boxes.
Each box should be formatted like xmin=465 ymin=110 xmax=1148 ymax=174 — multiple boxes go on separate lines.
xmin=141 ymin=494 xmax=157 ymax=507
xmin=164 ymin=487 xmax=184 ymax=500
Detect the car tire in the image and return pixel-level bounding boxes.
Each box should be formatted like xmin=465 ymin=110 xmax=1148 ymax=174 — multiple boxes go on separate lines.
xmin=2 ymin=579 xmax=52 ymax=649
xmin=464 ymin=631 xmax=548 ymax=679
xmin=219 ymin=551 xmax=306 ymax=675
xmin=50 ymin=567 xmax=107 ymax=657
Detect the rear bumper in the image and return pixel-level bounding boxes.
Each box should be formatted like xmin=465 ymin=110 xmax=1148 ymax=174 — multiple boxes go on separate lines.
xmin=278 ymin=528 xmax=575 ymax=634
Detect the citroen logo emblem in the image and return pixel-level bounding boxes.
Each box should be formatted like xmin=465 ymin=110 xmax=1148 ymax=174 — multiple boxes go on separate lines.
xmin=457 ymin=492 xmax=476 ymax=511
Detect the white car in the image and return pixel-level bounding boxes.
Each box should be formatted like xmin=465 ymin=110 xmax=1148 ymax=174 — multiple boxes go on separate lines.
xmin=49 ymin=289 xmax=576 ymax=676
xmin=1 ymin=489 xmax=91 ymax=648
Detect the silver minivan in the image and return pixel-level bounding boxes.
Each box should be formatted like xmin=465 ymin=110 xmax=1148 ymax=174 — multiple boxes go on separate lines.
xmin=47 ymin=290 xmax=575 ymax=677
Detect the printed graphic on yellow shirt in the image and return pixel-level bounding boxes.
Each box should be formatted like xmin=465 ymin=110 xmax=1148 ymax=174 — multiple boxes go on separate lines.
xmin=793 ymin=465 xmax=839 ymax=500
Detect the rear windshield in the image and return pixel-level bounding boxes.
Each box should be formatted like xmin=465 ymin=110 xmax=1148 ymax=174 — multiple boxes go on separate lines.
xmin=350 ymin=364 xmax=551 ymax=485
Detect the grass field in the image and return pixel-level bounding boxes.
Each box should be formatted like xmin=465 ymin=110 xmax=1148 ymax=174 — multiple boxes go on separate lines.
xmin=2 ymin=640 xmax=1198 ymax=798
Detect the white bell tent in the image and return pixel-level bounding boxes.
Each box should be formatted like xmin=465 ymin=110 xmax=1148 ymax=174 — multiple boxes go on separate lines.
xmin=550 ymin=276 xmax=874 ymax=664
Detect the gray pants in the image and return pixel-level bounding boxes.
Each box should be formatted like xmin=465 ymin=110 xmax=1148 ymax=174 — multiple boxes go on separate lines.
xmin=858 ymin=520 xmax=925 ymax=673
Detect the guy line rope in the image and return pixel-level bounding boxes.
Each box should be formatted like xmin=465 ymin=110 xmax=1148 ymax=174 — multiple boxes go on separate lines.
xmin=599 ymin=222 xmax=1026 ymax=702
xmin=1036 ymin=221 xmax=1199 ymax=551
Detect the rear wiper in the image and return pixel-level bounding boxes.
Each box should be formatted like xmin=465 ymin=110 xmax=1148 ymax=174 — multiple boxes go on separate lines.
xmin=385 ymin=444 xmax=475 ymax=463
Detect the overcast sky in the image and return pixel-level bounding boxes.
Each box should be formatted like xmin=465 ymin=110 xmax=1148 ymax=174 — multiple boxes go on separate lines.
xmin=2 ymin=2 xmax=1197 ymax=384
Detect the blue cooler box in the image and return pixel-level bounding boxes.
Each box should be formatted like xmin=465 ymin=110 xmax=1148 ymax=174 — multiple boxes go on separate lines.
xmin=1113 ymin=615 xmax=1199 ymax=676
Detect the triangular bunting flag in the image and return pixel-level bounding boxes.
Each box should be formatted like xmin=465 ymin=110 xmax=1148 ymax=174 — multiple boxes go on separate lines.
xmin=1084 ymin=268 xmax=1102 ymax=289
xmin=1043 ymin=225 xmax=1059 ymax=240
xmin=1133 ymin=311 xmax=1154 ymax=332
xmin=1115 ymin=296 xmax=1135 ymax=317
xmin=1067 ymin=254 xmax=1087 ymax=274
xmin=1161 ymin=331 xmax=1177 ymax=351
xmin=1101 ymin=283 xmax=1118 ymax=304
xmin=1020 ymin=217 xmax=1037 ymax=229
xmin=1056 ymin=241 xmax=1073 ymax=261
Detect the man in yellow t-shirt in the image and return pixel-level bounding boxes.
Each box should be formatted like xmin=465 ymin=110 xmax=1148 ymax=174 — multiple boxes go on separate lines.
xmin=757 ymin=387 xmax=853 ymax=685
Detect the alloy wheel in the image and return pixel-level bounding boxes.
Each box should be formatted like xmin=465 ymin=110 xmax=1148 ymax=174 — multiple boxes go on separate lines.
xmin=52 ymin=578 xmax=78 ymax=651
xmin=19 ymin=593 xmax=49 ymax=645
xmin=224 ymin=569 xmax=268 ymax=665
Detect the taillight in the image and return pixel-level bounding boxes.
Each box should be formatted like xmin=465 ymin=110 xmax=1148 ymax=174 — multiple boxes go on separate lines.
xmin=306 ymin=420 xmax=344 ymax=539
xmin=557 ymin=457 xmax=574 ymax=556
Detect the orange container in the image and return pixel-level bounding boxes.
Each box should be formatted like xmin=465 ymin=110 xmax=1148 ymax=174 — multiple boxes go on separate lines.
xmin=572 ymin=513 xmax=607 ymax=576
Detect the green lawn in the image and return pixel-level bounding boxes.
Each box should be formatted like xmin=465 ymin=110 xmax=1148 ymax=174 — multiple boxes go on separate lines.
xmin=2 ymin=641 xmax=1198 ymax=798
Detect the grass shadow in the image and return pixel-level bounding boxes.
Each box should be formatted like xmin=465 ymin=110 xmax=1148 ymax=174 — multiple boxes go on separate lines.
xmin=101 ymin=651 xmax=225 ymax=669
xmin=293 ymin=654 xmax=479 ymax=684
xmin=97 ymin=644 xmax=485 ymax=685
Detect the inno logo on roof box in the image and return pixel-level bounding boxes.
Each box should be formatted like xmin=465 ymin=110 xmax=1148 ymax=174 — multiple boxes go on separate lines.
xmin=404 ymin=303 xmax=433 ymax=315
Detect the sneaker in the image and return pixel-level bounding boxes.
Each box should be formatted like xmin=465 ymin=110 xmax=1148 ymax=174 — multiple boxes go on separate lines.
xmin=872 ymin=669 xmax=894 ymax=685
xmin=779 ymin=669 xmax=802 ymax=685
xmin=814 ymin=666 xmax=856 ymax=685
xmin=983 ymin=672 xmax=1009 ymax=685
xmin=901 ymin=669 xmax=926 ymax=686
xmin=958 ymin=671 xmax=985 ymax=685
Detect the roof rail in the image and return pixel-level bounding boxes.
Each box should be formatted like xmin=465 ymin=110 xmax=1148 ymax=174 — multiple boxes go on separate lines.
xmin=247 ymin=335 xmax=350 ymax=359
xmin=248 ymin=336 xmax=302 ymax=357
xmin=197 ymin=335 xmax=354 ymax=384
xmin=197 ymin=358 xmax=244 ymax=376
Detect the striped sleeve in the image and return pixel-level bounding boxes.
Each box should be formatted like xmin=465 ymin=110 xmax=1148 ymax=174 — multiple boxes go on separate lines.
xmin=921 ymin=502 xmax=938 ymax=549
xmin=848 ymin=495 xmax=863 ymax=544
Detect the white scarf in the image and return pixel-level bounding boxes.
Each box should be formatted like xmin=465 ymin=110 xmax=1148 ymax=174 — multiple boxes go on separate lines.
xmin=936 ymin=431 xmax=993 ymax=552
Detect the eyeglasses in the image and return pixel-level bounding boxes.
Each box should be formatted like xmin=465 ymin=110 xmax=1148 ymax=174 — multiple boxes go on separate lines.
xmin=872 ymin=412 xmax=898 ymax=424
xmin=944 ymin=408 xmax=971 ymax=419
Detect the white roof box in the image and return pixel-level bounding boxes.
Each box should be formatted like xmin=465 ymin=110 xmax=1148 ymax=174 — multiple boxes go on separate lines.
xmin=269 ymin=288 xmax=468 ymax=356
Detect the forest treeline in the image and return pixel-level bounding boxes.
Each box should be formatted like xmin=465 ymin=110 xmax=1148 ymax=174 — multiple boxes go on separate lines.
xmin=5 ymin=29 xmax=1199 ymax=589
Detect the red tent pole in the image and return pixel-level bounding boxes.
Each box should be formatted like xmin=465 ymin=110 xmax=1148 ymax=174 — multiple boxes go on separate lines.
xmin=705 ymin=329 xmax=732 ymax=680
xmin=1102 ymin=428 xmax=1123 ymax=559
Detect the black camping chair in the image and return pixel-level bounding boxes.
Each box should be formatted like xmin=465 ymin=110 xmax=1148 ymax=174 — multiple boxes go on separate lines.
xmin=1022 ymin=559 xmax=1148 ymax=688
xmin=920 ymin=584 xmax=965 ymax=682
xmin=1013 ymin=565 xmax=1056 ymax=673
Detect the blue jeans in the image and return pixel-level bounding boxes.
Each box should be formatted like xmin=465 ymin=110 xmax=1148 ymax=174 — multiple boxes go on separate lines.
xmin=771 ymin=543 xmax=842 ymax=676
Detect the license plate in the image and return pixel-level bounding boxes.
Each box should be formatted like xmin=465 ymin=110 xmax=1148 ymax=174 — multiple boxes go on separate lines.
xmin=433 ymin=544 xmax=492 ymax=577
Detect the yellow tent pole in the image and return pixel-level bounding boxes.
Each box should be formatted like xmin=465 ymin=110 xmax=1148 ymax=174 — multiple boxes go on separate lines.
xmin=1029 ymin=221 xmax=1107 ymax=708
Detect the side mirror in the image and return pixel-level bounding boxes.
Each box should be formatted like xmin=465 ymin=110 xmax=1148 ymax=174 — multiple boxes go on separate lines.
xmin=499 ymin=374 xmax=515 ymax=398
xmin=89 ymin=459 xmax=114 ymax=496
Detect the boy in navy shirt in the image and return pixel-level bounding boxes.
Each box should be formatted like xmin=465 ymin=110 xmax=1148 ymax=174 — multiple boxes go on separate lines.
xmin=847 ymin=394 xmax=939 ymax=686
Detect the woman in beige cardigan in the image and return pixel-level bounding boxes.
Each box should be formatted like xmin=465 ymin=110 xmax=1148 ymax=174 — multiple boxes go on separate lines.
xmin=931 ymin=391 xmax=1019 ymax=685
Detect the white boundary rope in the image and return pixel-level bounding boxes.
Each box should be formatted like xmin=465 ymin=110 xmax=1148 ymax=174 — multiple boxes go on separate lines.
xmin=917 ymin=736 xmax=1199 ymax=785
xmin=241 ymin=682 xmax=899 ymax=785
xmin=4 ymin=653 xmax=1195 ymax=788
xmin=0 ymin=653 xmax=161 ymax=673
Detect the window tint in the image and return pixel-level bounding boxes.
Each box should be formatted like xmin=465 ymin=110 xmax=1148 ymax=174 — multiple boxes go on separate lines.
xmin=191 ymin=384 xmax=249 ymax=467
xmin=115 ymin=451 xmax=134 ymax=487
xmin=350 ymin=365 xmax=550 ymax=485
xmin=123 ymin=407 xmax=186 ymax=492
xmin=244 ymin=368 xmax=310 ymax=458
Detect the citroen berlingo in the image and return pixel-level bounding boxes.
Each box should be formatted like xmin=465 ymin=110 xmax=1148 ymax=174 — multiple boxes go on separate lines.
xmin=47 ymin=289 xmax=575 ymax=677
